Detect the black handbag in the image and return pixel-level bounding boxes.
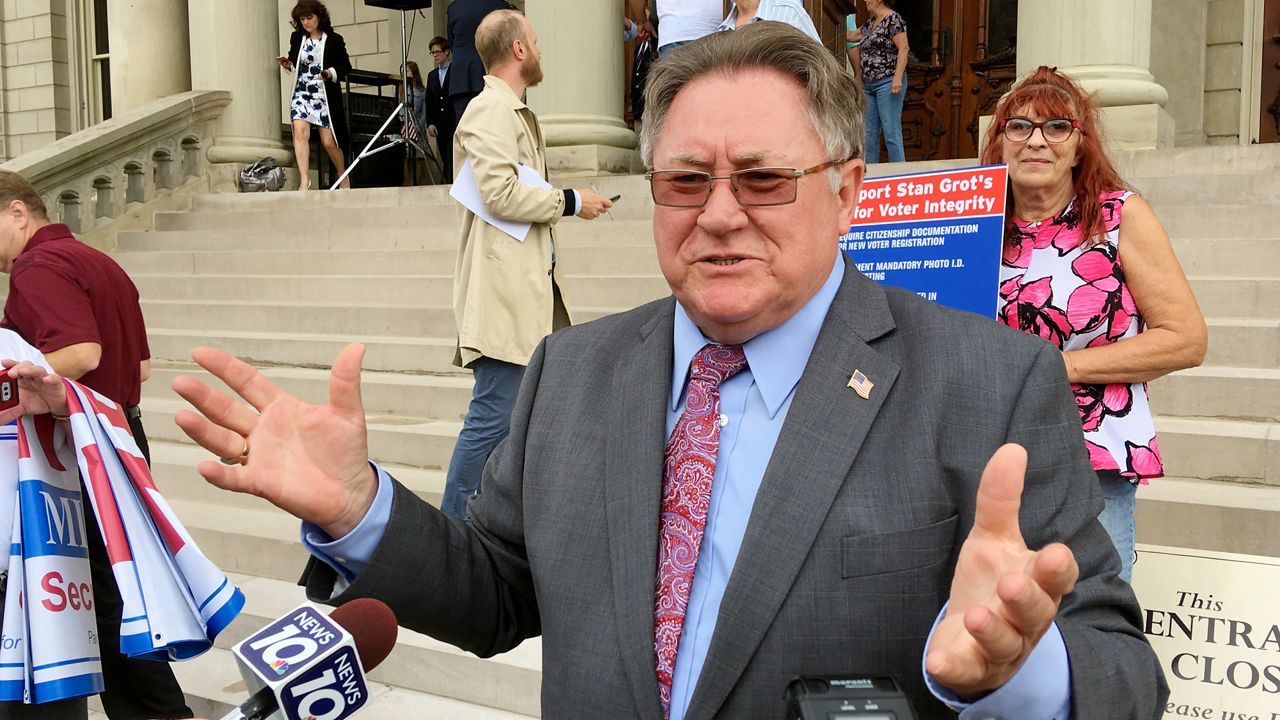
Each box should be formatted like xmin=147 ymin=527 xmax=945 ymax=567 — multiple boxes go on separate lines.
xmin=238 ymin=157 xmax=286 ymax=192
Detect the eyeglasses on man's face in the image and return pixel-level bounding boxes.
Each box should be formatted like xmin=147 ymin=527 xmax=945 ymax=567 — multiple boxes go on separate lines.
xmin=645 ymin=158 xmax=850 ymax=208
xmin=999 ymin=117 xmax=1081 ymax=144
xmin=430 ymin=49 xmax=448 ymax=56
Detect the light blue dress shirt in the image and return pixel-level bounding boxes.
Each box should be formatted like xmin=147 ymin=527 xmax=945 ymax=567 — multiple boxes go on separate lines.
xmin=303 ymin=254 xmax=1070 ymax=719
xmin=715 ymin=0 xmax=822 ymax=42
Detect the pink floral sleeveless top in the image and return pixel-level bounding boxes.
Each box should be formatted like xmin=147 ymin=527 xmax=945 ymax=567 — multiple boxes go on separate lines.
xmin=997 ymin=189 xmax=1162 ymax=484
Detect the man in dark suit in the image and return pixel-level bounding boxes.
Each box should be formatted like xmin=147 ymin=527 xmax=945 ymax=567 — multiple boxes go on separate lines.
xmin=170 ymin=23 xmax=1167 ymax=720
xmin=447 ymin=0 xmax=515 ymax=121
xmin=424 ymin=36 xmax=457 ymax=180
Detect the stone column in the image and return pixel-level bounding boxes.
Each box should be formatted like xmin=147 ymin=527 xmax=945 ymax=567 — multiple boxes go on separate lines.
xmin=525 ymin=0 xmax=639 ymax=176
xmin=189 ymin=0 xmax=291 ymax=191
xmin=108 ymin=0 xmax=191 ymax=115
xmin=1016 ymin=0 xmax=1174 ymax=149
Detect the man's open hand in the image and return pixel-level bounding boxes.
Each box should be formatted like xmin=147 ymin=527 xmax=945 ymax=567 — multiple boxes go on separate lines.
xmin=171 ymin=344 xmax=378 ymax=539
xmin=925 ymin=444 xmax=1080 ymax=698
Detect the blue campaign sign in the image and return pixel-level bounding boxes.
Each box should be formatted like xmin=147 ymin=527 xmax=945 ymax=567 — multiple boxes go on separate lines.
xmin=19 ymin=481 xmax=90 ymax=560
xmin=841 ymin=164 xmax=1008 ymax=318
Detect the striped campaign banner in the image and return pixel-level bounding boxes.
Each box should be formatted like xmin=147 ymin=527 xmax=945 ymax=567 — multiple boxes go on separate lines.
xmin=65 ymin=380 xmax=244 ymax=661
xmin=0 ymin=414 xmax=103 ymax=703
xmin=0 ymin=378 xmax=244 ymax=705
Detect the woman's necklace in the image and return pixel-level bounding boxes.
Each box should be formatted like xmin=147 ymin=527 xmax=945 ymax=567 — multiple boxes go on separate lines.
xmin=1018 ymin=199 xmax=1071 ymax=228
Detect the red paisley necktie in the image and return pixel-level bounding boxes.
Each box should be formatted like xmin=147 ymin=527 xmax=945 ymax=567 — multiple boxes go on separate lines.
xmin=653 ymin=343 xmax=748 ymax=718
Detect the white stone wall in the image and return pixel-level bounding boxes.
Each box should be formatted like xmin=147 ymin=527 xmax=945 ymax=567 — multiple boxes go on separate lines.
xmin=1204 ymin=0 xmax=1246 ymax=144
xmin=1151 ymin=0 xmax=1208 ymax=146
xmin=0 ymin=0 xmax=73 ymax=162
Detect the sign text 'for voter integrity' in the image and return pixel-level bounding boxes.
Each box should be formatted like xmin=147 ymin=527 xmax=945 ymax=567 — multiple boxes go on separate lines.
xmin=841 ymin=165 xmax=1007 ymax=318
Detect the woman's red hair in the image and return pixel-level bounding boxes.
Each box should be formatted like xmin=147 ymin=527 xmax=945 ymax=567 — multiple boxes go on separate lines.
xmin=980 ymin=66 xmax=1131 ymax=246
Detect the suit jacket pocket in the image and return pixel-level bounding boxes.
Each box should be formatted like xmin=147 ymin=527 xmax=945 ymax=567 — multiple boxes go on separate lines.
xmin=840 ymin=514 xmax=959 ymax=582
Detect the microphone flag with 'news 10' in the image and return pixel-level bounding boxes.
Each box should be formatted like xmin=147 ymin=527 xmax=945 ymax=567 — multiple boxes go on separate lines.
xmin=220 ymin=598 xmax=397 ymax=720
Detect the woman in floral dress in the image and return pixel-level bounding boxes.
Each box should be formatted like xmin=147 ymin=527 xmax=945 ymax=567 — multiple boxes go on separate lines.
xmin=278 ymin=0 xmax=352 ymax=190
xmin=981 ymin=67 xmax=1208 ymax=581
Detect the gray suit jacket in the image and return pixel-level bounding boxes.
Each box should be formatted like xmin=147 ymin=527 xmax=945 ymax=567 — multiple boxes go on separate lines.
xmin=304 ymin=258 xmax=1167 ymax=719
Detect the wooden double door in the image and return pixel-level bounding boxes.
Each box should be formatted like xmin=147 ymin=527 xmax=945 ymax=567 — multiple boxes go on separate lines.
xmin=630 ymin=0 xmax=1019 ymax=161
xmin=850 ymin=0 xmax=1020 ymax=160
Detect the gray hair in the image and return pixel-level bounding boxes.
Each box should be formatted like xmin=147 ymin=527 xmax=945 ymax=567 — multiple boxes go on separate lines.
xmin=639 ymin=22 xmax=865 ymax=191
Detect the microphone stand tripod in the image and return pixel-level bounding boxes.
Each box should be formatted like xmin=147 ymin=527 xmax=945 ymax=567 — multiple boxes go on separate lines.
xmin=330 ymin=8 xmax=440 ymax=189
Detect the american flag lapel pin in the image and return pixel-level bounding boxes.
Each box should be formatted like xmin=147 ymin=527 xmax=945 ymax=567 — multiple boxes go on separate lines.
xmin=847 ymin=369 xmax=874 ymax=399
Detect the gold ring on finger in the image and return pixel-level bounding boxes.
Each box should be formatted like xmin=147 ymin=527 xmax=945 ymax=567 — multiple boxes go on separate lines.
xmin=219 ymin=438 xmax=250 ymax=466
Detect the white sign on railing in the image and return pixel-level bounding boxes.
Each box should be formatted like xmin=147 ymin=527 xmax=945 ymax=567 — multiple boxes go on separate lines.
xmin=1132 ymin=544 xmax=1280 ymax=720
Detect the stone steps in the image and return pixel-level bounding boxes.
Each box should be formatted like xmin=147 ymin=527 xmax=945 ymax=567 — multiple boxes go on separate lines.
xmin=1153 ymin=416 xmax=1280 ymax=485
xmin=118 ymin=220 xmax=656 ymax=252
xmin=1173 ymin=238 xmax=1280 ymax=277
xmin=187 ymin=177 xmax=657 ymax=219
xmin=173 ymin=646 xmax=538 ymax=720
xmin=1130 ymin=172 xmax=1280 ymax=206
xmin=166 ymin=573 xmax=542 ymax=719
xmin=149 ymin=360 xmax=474 ymax=419
xmin=141 ymin=299 xmax=622 ymax=338
xmin=153 ymin=502 xmax=545 ymax=712
xmin=1150 ymin=205 xmax=1280 ymax=239
xmin=145 ymin=328 xmax=461 ymax=374
xmin=144 ymin=394 xmax=1278 ymax=494
xmin=1113 ymin=143 xmax=1280 ymax=178
xmin=138 ymin=309 xmax=1278 ymax=372
xmin=133 ymin=273 xmax=672 ymax=309
xmin=1136 ymin=477 xmax=1280 ymax=558
xmin=1187 ymin=277 xmax=1280 ymax=317
xmin=141 ymin=299 xmax=454 ymax=337
xmin=148 ymin=440 xmax=445 ymax=510
xmin=145 ymin=396 xmax=461 ymax=471
xmin=116 ymin=245 xmax=663 ymax=276
xmin=1149 ymin=366 xmax=1280 ymax=422
xmin=1204 ymin=318 xmax=1280 ymax=369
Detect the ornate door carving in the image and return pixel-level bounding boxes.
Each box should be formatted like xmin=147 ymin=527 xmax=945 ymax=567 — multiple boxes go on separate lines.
xmin=854 ymin=0 xmax=1018 ymax=160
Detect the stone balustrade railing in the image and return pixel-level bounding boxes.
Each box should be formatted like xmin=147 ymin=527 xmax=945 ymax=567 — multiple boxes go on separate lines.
xmin=0 ymin=91 xmax=231 ymax=242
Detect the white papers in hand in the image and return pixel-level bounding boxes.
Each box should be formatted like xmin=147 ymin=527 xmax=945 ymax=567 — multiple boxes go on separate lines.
xmin=449 ymin=157 xmax=554 ymax=242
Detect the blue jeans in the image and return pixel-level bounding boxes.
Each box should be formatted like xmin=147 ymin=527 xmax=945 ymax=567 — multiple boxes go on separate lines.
xmin=863 ymin=75 xmax=906 ymax=164
xmin=1097 ymin=472 xmax=1138 ymax=582
xmin=658 ymin=39 xmax=695 ymax=59
xmin=440 ymin=358 xmax=527 ymax=519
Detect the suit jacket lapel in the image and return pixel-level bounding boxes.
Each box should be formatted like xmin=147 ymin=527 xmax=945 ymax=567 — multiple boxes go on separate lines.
xmin=684 ymin=264 xmax=901 ymax=720
xmin=606 ymin=301 xmax=675 ymax=720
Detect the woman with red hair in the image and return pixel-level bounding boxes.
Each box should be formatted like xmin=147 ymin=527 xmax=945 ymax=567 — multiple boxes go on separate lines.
xmin=982 ymin=67 xmax=1207 ymax=581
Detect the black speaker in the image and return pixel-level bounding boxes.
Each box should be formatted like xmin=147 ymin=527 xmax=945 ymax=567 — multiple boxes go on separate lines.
xmin=346 ymin=91 xmax=399 ymax=136
xmin=364 ymin=0 xmax=432 ymax=9
xmin=347 ymin=135 xmax=406 ymax=188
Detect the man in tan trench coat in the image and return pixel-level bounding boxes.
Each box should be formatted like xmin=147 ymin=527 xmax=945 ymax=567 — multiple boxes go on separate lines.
xmin=442 ymin=9 xmax=612 ymax=518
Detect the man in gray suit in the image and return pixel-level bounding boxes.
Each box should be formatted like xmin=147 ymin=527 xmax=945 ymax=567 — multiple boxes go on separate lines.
xmin=169 ymin=23 xmax=1166 ymax=720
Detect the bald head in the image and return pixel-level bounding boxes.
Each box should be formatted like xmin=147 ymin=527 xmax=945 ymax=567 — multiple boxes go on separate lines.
xmin=475 ymin=9 xmax=529 ymax=71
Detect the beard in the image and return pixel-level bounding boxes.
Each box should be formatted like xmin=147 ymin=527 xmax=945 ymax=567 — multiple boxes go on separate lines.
xmin=520 ymin=54 xmax=543 ymax=87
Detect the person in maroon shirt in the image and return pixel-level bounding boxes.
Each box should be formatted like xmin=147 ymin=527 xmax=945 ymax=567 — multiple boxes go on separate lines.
xmin=0 ymin=178 xmax=151 ymax=456
xmin=0 ymin=171 xmax=191 ymax=720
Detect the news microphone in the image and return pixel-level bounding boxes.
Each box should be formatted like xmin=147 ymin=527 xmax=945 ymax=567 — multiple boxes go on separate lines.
xmin=219 ymin=598 xmax=398 ymax=720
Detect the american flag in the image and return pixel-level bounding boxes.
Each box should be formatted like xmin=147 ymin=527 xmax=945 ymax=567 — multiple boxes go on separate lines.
xmin=401 ymin=104 xmax=420 ymax=142
xmin=847 ymin=369 xmax=875 ymax=399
